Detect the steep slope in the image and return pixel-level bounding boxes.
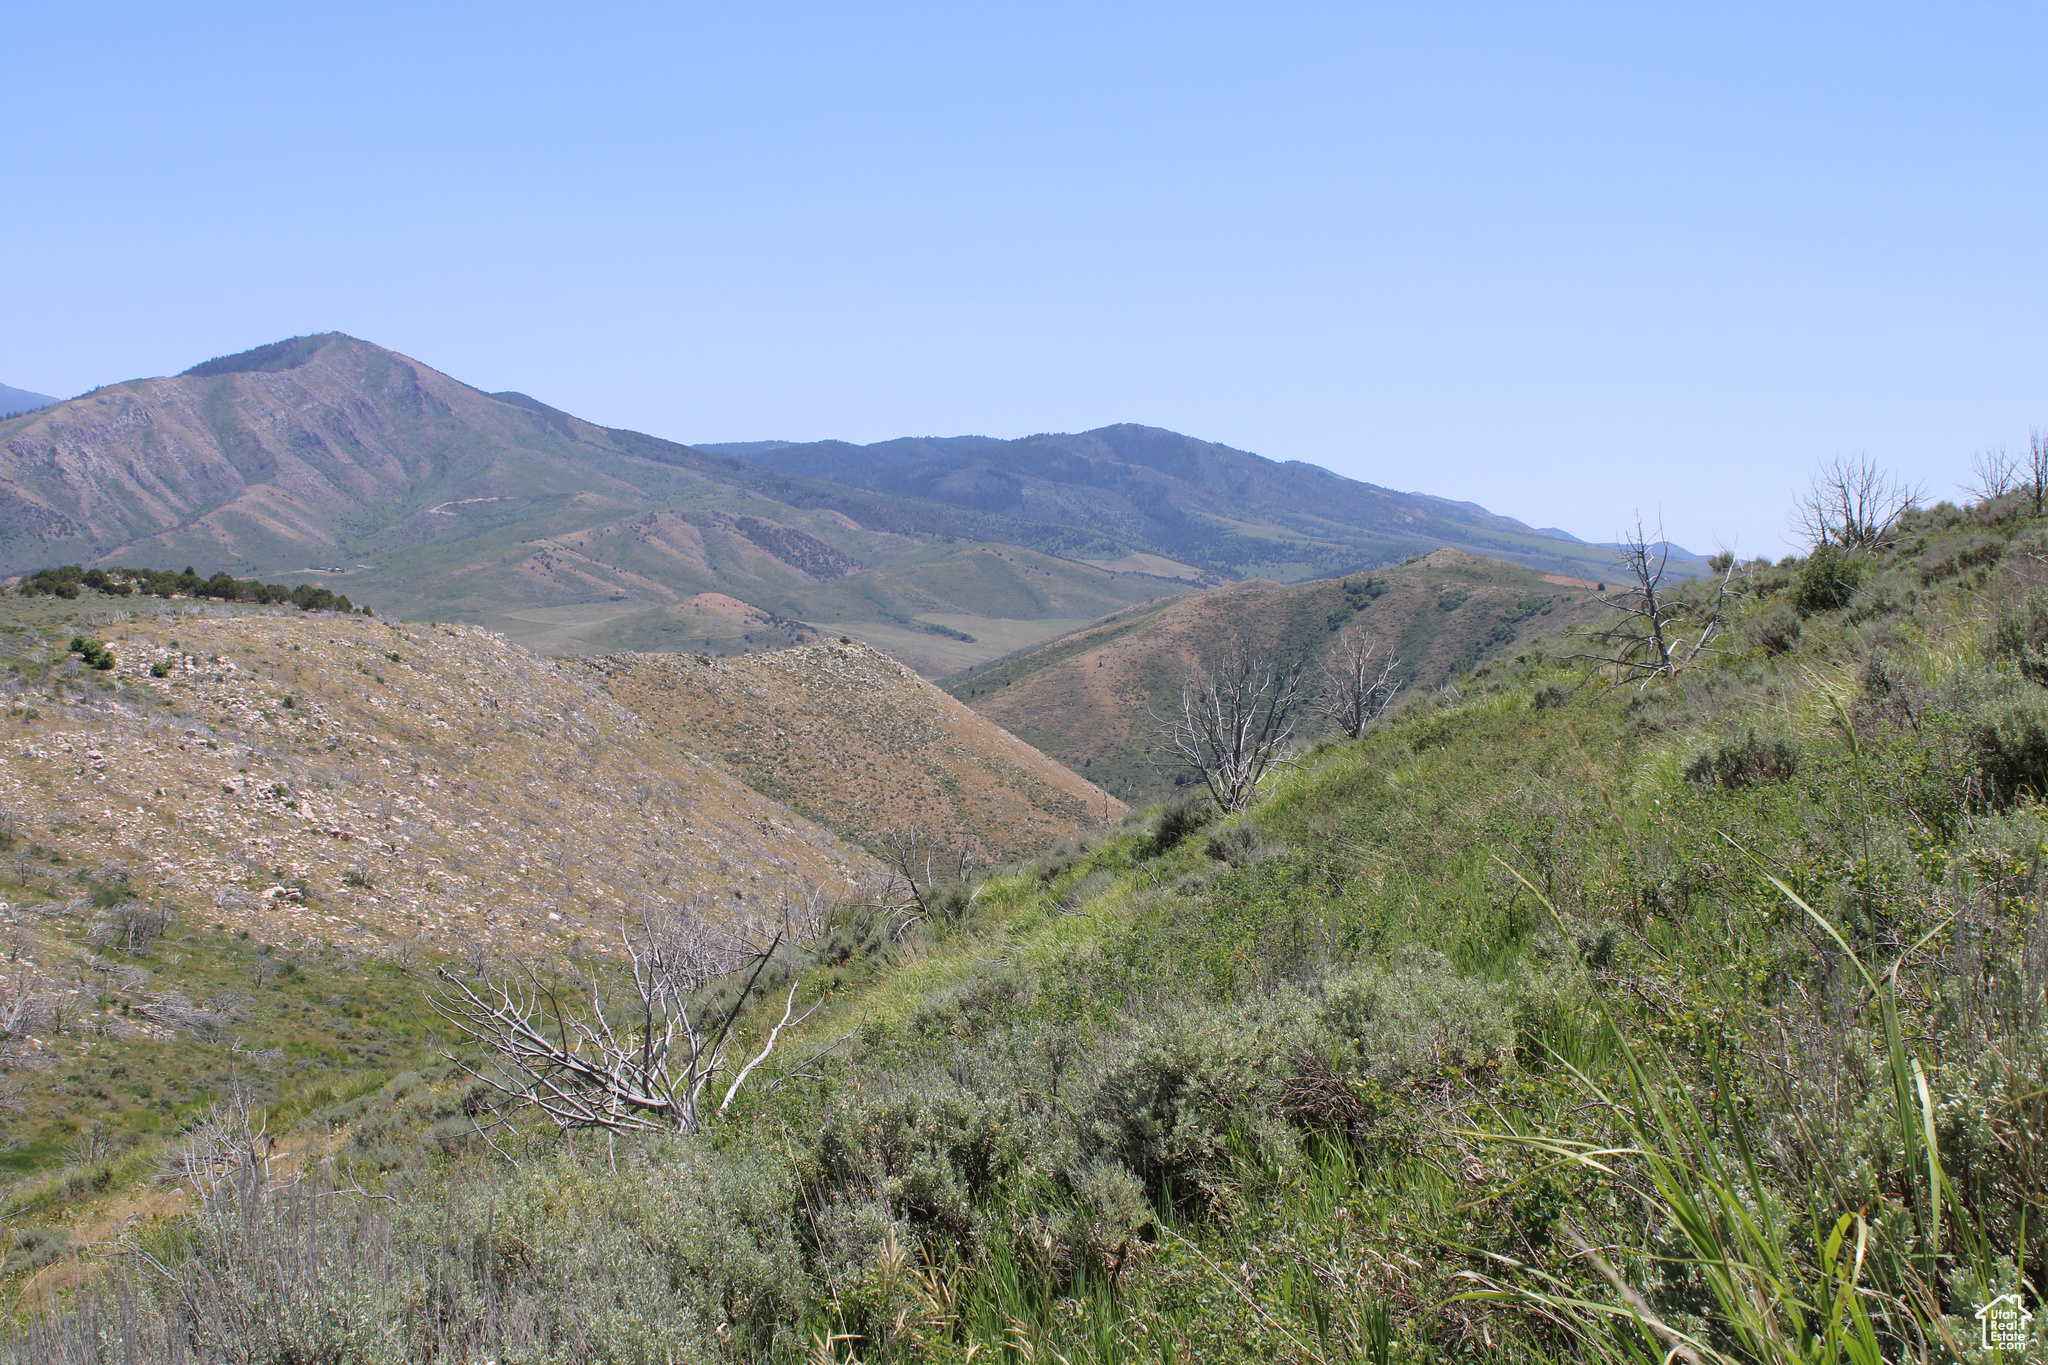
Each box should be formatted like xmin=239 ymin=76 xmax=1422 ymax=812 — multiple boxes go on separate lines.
xmin=0 ymin=598 xmax=883 ymax=961
xmin=729 ymin=424 xmax=1693 ymax=583
xmin=948 ymin=549 xmax=1610 ymax=801
xmin=0 ymin=336 xmax=1177 ymax=664
xmin=0 ymin=588 xmax=1123 ymax=1199
xmin=585 ymin=641 xmax=1125 ymax=861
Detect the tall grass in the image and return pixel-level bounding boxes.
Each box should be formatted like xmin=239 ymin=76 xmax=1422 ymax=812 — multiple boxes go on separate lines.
xmin=1462 ymin=863 xmax=2017 ymax=1364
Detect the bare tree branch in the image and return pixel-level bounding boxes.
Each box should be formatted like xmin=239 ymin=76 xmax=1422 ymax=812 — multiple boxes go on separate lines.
xmin=871 ymin=828 xmax=975 ymax=934
xmin=430 ymin=902 xmax=806 ymax=1136
xmin=719 ymin=978 xmax=821 ymax=1114
xmin=1311 ymin=626 xmax=1400 ymax=740
xmin=1793 ymin=455 xmax=1918 ymax=550
xmin=1563 ymin=518 xmax=1735 ymax=683
xmin=1967 ymin=446 xmax=2019 ymax=503
xmin=1151 ymin=640 xmax=1308 ymax=813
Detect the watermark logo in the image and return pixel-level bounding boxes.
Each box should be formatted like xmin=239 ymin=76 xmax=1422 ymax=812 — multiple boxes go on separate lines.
xmin=1978 ymin=1292 xmax=2035 ymax=1353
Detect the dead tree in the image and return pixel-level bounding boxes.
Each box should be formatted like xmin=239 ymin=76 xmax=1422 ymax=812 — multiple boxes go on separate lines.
xmin=1968 ymin=447 xmax=2019 ymax=503
xmin=1793 ymin=455 xmax=1917 ymax=549
xmin=872 ymin=828 xmax=976 ymax=933
xmin=173 ymin=1090 xmax=270 ymax=1211
xmin=0 ymin=966 xmax=45 ymax=1044
xmin=431 ymin=902 xmax=816 ymax=1135
xmin=1153 ymin=641 xmax=1309 ymax=813
xmin=1311 ymin=627 xmax=1400 ymax=739
xmin=1566 ymin=520 xmax=1735 ymax=683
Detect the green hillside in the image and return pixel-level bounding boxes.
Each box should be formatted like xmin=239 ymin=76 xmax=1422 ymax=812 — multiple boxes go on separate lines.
xmin=946 ymin=549 xmax=1607 ymax=802
xmin=9 ymin=479 xmax=2042 ymax=1361
xmin=724 ymin=424 xmax=1697 ymax=584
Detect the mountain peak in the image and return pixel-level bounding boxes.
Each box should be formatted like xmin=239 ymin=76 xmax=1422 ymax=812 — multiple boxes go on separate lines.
xmin=180 ymin=332 xmax=353 ymax=378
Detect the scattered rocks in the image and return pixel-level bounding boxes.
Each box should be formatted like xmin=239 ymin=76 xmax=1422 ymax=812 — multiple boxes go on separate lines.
xmin=0 ymin=611 xmax=875 ymax=960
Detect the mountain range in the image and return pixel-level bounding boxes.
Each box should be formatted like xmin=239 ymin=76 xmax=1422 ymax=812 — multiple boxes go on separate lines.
xmin=0 ymin=333 xmax=1694 ymax=671
xmin=703 ymin=429 xmax=1642 ymax=587
xmin=0 ymin=381 xmax=57 ymax=417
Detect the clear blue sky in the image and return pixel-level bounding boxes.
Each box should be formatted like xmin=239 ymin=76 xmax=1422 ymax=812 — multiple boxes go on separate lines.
xmin=5 ymin=2 xmax=2045 ymax=556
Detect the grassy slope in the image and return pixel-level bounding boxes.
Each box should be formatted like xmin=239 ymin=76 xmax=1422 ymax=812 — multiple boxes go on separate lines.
xmin=582 ymin=640 xmax=1126 ymax=861
xmin=8 ymin=502 xmax=2046 ymax=1361
xmin=947 ymin=549 xmax=1608 ymax=801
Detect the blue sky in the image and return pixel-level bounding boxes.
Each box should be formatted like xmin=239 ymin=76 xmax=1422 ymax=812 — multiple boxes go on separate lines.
xmin=5 ymin=2 xmax=2045 ymax=555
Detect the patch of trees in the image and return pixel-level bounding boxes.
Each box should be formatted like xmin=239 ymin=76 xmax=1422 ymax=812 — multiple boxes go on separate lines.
xmin=14 ymin=564 xmax=366 ymax=613
xmin=66 ymin=635 xmax=115 ymax=670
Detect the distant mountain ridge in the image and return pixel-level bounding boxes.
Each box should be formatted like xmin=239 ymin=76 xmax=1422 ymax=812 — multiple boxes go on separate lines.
xmin=712 ymin=426 xmax=1697 ymax=583
xmin=0 ymin=334 xmax=1180 ymax=664
xmin=0 ymin=332 xmax=1698 ymax=673
xmin=0 ymin=381 xmax=57 ymax=416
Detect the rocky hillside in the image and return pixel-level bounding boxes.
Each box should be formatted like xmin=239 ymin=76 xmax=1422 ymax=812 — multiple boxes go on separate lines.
xmin=586 ymin=641 xmax=1125 ymax=862
xmin=0 ymin=588 xmax=1116 ymax=1204
xmin=0 ymin=596 xmax=876 ymax=964
xmin=949 ymin=549 xmax=1611 ymax=801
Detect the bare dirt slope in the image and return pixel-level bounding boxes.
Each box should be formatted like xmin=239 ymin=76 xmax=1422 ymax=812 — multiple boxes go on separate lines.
xmin=585 ymin=641 xmax=1127 ymax=862
xmin=0 ymin=600 xmax=879 ymax=960
xmin=948 ymin=549 xmax=1612 ymax=802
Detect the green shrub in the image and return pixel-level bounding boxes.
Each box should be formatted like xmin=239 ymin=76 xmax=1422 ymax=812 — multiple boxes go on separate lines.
xmin=1320 ymin=947 xmax=1518 ymax=1081
xmin=1081 ymin=994 xmax=1315 ymax=1207
xmin=1684 ymin=730 xmax=1801 ymax=788
xmin=1203 ymin=823 xmax=1260 ymax=867
xmin=1136 ymin=800 xmax=1210 ymax=859
xmin=65 ymin=636 xmax=114 ymax=670
xmin=1 ymin=1227 xmax=71 ymax=1276
xmin=1971 ymin=688 xmax=2048 ymax=803
xmin=1793 ymin=545 xmax=1864 ymax=613
xmin=1990 ymin=589 xmax=2048 ymax=686
xmin=1747 ymin=602 xmax=1802 ymax=656
xmin=1020 ymin=1158 xmax=1152 ymax=1278
xmin=1918 ymin=530 xmax=2003 ymax=583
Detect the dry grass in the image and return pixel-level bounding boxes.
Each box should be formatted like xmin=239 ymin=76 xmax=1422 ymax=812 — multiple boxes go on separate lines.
xmin=0 ymin=602 xmax=875 ymax=960
xmin=587 ymin=640 xmax=1125 ymax=862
